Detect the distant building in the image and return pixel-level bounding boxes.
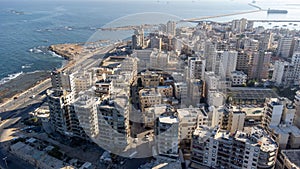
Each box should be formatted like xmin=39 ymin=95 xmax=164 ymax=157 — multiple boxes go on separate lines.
xmin=166 ymin=21 xmax=176 ymax=37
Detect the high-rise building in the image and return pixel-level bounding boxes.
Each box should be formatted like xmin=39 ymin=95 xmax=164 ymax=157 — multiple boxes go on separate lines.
xmin=96 ymin=91 xmax=130 ymax=149
xmin=204 ymin=41 xmax=217 ymax=72
xmin=277 ymin=36 xmax=294 ymax=58
xmin=262 ymin=98 xmax=284 ymax=130
xmin=177 ymin=107 xmax=208 ymax=146
xmin=155 ymin=115 xmax=179 ymax=156
xmin=214 ymin=51 xmax=238 ymax=79
xmin=47 ymin=89 xmax=87 ymax=139
xmin=50 ymin=71 xmax=72 ymax=91
xmin=73 ymin=93 xmax=99 ymax=138
xmin=190 ymin=125 xmax=278 ymax=169
xmin=166 ymin=21 xmax=176 ymax=37
xmin=132 ymin=28 xmax=144 ymax=49
xmin=291 ymin=52 xmax=300 ymax=85
xmin=294 ymin=91 xmax=300 ymax=128
xmin=271 ymin=60 xmax=294 ymax=87
xmin=188 ymin=57 xmax=206 ymax=80
xmin=248 ymin=51 xmax=271 ymax=80
xmin=236 ymin=50 xmax=250 ymax=74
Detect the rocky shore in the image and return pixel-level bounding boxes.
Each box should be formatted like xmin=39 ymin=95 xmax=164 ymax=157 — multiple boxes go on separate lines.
xmin=48 ymin=43 xmax=84 ymax=60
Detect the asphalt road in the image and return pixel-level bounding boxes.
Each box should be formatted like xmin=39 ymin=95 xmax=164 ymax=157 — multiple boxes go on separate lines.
xmin=0 ymin=45 xmax=117 ymax=169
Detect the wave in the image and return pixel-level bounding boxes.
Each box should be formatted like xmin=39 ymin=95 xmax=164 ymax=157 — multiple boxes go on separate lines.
xmin=29 ymin=47 xmax=43 ymax=54
xmin=0 ymin=72 xmax=23 ymax=85
xmin=48 ymin=51 xmax=63 ymax=58
xmin=21 ymin=63 xmax=33 ymax=69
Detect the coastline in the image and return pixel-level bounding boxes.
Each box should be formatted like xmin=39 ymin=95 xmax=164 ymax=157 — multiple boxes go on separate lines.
xmin=0 ymin=43 xmax=80 ymax=105
xmin=0 ymin=71 xmax=50 ymax=103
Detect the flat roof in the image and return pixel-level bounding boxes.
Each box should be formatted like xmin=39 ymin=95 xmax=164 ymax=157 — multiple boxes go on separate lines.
xmin=159 ymin=116 xmax=178 ymax=124
xmin=282 ymin=149 xmax=300 ymax=168
xmin=228 ymin=87 xmax=278 ymax=100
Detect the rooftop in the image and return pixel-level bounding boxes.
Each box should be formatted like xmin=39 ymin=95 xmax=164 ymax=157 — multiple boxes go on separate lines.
xmin=159 ymin=116 xmax=178 ymax=124
xmin=281 ymin=149 xmax=300 ymax=168
xmin=228 ymin=87 xmax=278 ymax=100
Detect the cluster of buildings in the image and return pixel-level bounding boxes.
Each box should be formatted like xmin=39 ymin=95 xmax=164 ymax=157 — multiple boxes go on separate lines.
xmin=41 ymin=18 xmax=300 ymax=169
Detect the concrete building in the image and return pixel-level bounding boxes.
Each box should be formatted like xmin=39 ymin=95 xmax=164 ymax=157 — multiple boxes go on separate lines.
xmin=70 ymin=71 xmax=93 ymax=98
xmin=270 ymin=125 xmax=300 ymax=149
xmin=174 ymin=82 xmax=188 ymax=107
xmin=218 ymin=51 xmax=238 ymax=78
xmin=230 ymin=71 xmax=247 ymax=86
xmin=140 ymin=70 xmax=160 ymax=88
xmin=94 ymin=79 xmax=112 ymax=97
xmin=150 ymin=50 xmax=168 ymax=69
xmin=272 ymin=60 xmax=293 ymax=87
xmin=236 ymin=50 xmax=250 ymax=74
xmin=47 ymin=89 xmax=87 ymax=138
xmin=157 ymin=85 xmax=173 ymax=98
xmin=188 ymin=79 xmax=203 ymax=107
xmin=291 ymin=52 xmax=300 ymax=85
xmin=188 ymin=57 xmax=206 ymax=80
xmin=150 ymin=36 xmax=162 ymax=51
xmin=177 ymin=107 xmax=208 ymax=145
xmin=204 ymin=41 xmax=217 ymax=72
xmin=50 ymin=71 xmax=72 ymax=91
xmin=97 ymin=92 xmax=130 ymax=149
xmin=248 ymin=51 xmax=271 ymax=80
xmin=139 ymin=88 xmax=162 ymax=112
xmin=190 ymin=126 xmax=278 ymax=169
xmin=132 ymin=28 xmax=144 ymax=49
xmin=277 ymin=36 xmax=294 ymax=58
xmin=166 ymin=21 xmax=176 ymax=37
xmin=207 ymin=90 xmax=224 ymax=107
xmin=144 ymin=104 xmax=171 ymax=128
xmin=277 ymin=149 xmax=300 ymax=169
xmin=294 ymin=91 xmax=300 ymax=128
xmin=73 ymin=93 xmax=99 ymax=138
xmin=132 ymin=50 xmax=152 ymax=71
xmin=156 ymin=115 xmax=179 ymax=156
xmin=262 ymin=98 xmax=284 ymax=129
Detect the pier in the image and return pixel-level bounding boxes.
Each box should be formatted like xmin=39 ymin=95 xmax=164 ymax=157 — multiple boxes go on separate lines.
xmin=181 ymin=9 xmax=263 ymax=22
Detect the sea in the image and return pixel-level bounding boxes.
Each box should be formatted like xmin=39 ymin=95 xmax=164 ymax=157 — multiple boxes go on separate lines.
xmin=1 ymin=0 xmax=300 ymax=85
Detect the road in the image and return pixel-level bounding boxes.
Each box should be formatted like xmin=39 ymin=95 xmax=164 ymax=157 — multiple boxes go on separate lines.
xmin=0 ymin=44 xmax=117 ymax=169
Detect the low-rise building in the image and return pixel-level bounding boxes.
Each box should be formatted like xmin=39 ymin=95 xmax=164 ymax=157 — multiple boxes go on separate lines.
xmin=230 ymin=71 xmax=247 ymax=86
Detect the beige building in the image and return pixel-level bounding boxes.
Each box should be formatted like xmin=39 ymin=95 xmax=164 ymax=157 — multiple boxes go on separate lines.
xmin=139 ymin=88 xmax=162 ymax=112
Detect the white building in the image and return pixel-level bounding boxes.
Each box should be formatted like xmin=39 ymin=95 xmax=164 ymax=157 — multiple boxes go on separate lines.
xmin=188 ymin=57 xmax=206 ymax=80
xmin=166 ymin=21 xmax=176 ymax=37
xmin=230 ymin=70 xmax=247 ymax=86
xmin=177 ymin=107 xmax=208 ymax=142
xmin=190 ymin=126 xmax=278 ymax=169
xmin=156 ymin=115 xmax=179 ymax=156
xmin=73 ymin=93 xmax=99 ymax=138
xmin=262 ymin=98 xmax=284 ymax=129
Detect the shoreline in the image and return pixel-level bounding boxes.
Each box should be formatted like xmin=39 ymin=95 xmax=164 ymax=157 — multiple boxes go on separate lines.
xmin=0 ymin=71 xmax=51 ymax=103
xmin=0 ymin=43 xmax=81 ymax=105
